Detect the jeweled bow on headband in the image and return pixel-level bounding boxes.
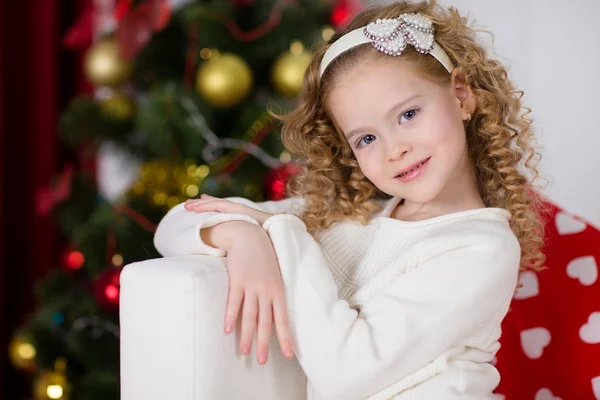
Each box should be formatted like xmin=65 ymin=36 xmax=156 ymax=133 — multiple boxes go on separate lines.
xmin=319 ymin=13 xmax=454 ymax=78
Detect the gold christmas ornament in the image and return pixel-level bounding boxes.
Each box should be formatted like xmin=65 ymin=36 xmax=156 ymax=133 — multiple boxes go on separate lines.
xmin=99 ymin=92 xmax=136 ymax=120
xmin=9 ymin=335 xmax=37 ymax=372
xmin=84 ymin=37 xmax=133 ymax=88
xmin=271 ymin=44 xmax=312 ymax=98
xmin=196 ymin=53 xmax=253 ymax=108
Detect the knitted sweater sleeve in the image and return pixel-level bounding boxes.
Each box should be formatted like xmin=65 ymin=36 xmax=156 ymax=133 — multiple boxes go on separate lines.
xmin=261 ymin=213 xmax=521 ymax=400
xmin=153 ymin=197 xmax=304 ymax=257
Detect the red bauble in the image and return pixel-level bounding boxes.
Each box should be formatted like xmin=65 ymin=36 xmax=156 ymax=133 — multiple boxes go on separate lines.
xmin=116 ymin=0 xmax=172 ymax=60
xmin=114 ymin=0 xmax=133 ymax=20
xmin=94 ymin=269 xmax=122 ymax=310
xmin=60 ymin=247 xmax=85 ymax=271
xmin=265 ymin=163 xmax=300 ymax=201
xmin=330 ymin=0 xmax=362 ymax=28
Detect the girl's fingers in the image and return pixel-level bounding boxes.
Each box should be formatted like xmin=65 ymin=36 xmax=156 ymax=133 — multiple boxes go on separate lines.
xmin=224 ymin=285 xmax=244 ymax=334
xmin=255 ymin=296 xmax=273 ymax=364
xmin=272 ymin=297 xmax=294 ymax=359
xmin=184 ymin=195 xmax=217 ymax=210
xmin=191 ymin=199 xmax=220 ymax=212
xmin=184 ymin=199 xmax=204 ymax=210
xmin=186 ymin=198 xmax=246 ymax=215
xmin=240 ymin=293 xmax=258 ymax=356
xmin=187 ymin=199 xmax=227 ymax=213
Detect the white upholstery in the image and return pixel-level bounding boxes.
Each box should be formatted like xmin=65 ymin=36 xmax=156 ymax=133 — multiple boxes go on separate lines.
xmin=119 ymin=255 xmax=307 ymax=400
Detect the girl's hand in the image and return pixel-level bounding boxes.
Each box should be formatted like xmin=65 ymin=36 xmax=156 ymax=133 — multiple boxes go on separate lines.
xmin=220 ymin=222 xmax=295 ymax=364
xmin=185 ymin=195 xmax=273 ymax=225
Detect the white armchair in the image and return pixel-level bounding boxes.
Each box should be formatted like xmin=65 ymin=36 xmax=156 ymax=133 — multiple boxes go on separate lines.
xmin=119 ymin=255 xmax=307 ymax=400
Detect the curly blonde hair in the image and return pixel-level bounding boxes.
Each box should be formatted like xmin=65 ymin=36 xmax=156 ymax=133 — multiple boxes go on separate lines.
xmin=275 ymin=0 xmax=546 ymax=273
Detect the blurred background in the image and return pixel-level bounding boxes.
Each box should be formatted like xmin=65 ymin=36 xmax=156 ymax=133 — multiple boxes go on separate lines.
xmin=0 ymin=0 xmax=598 ymax=399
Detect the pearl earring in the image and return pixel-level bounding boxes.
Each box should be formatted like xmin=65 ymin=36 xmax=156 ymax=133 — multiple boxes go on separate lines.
xmin=466 ymin=113 xmax=472 ymax=121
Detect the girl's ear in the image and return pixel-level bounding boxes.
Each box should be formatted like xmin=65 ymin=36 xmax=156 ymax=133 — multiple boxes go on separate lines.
xmin=450 ymin=68 xmax=476 ymax=119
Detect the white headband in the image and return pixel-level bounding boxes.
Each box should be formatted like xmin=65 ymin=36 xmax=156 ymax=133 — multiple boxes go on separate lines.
xmin=319 ymin=13 xmax=454 ymax=78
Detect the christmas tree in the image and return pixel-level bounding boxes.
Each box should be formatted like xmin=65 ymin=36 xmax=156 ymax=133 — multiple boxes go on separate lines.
xmin=8 ymin=0 xmax=362 ymax=398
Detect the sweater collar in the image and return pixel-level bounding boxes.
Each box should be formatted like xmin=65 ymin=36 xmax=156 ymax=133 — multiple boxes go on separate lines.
xmin=377 ymin=197 xmax=403 ymax=218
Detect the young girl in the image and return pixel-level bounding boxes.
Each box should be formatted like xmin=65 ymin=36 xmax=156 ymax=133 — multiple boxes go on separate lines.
xmin=153 ymin=1 xmax=545 ymax=398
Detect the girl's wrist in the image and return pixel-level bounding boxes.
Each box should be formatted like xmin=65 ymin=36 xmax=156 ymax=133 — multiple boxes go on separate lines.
xmin=203 ymin=221 xmax=264 ymax=252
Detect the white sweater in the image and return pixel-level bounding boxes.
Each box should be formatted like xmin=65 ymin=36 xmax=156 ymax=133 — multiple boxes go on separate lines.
xmin=154 ymin=196 xmax=521 ymax=400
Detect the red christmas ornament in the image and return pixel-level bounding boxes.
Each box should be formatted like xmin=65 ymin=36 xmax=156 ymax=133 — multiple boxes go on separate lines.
xmin=94 ymin=269 xmax=122 ymax=310
xmin=116 ymin=0 xmax=172 ymax=60
xmin=114 ymin=0 xmax=133 ymax=20
xmin=330 ymin=0 xmax=362 ymax=28
xmin=265 ymin=163 xmax=300 ymax=201
xmin=60 ymin=247 xmax=85 ymax=271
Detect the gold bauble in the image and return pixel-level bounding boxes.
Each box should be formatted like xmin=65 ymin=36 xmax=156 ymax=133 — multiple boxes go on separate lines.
xmin=9 ymin=335 xmax=37 ymax=372
xmin=196 ymin=53 xmax=253 ymax=108
xmin=271 ymin=50 xmax=312 ymax=98
xmin=84 ymin=37 xmax=133 ymax=88
xmin=99 ymin=92 xmax=136 ymax=120
xmin=34 ymin=370 xmax=69 ymax=400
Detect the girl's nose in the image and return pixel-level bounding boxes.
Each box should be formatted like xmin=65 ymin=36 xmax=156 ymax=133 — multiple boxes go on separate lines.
xmin=387 ymin=141 xmax=413 ymax=162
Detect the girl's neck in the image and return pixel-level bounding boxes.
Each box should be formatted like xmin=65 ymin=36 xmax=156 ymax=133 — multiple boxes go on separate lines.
xmin=391 ymin=158 xmax=485 ymax=222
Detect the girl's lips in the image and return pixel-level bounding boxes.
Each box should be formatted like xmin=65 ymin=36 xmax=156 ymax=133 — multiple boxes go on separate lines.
xmin=395 ymin=157 xmax=431 ymax=183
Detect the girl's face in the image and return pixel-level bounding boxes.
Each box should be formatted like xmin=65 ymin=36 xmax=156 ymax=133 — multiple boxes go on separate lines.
xmin=328 ymin=56 xmax=476 ymax=207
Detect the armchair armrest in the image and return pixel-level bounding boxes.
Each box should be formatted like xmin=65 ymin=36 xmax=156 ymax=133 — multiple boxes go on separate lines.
xmin=119 ymin=255 xmax=307 ymax=400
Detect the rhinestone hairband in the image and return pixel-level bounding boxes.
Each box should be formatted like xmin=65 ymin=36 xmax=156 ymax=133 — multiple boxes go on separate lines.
xmin=319 ymin=13 xmax=454 ymax=78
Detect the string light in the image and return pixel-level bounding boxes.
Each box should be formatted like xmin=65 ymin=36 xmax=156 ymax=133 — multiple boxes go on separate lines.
xmin=322 ymin=25 xmax=335 ymax=41
xmin=112 ymin=254 xmax=123 ymax=267
xmin=17 ymin=342 xmax=36 ymax=361
xmin=199 ymin=48 xmax=212 ymax=59
xmin=186 ymin=184 xmax=200 ymax=197
xmin=66 ymin=250 xmax=84 ymax=270
xmin=105 ymin=284 xmax=119 ymax=302
xmin=46 ymin=384 xmax=64 ymax=399
xmin=279 ymin=151 xmax=292 ymax=163
xmin=290 ymin=40 xmax=304 ymax=55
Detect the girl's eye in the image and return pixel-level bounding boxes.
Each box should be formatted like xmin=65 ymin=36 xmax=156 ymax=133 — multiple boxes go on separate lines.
xmin=356 ymin=134 xmax=376 ymax=148
xmin=399 ymin=109 xmax=418 ymax=124
xmin=354 ymin=109 xmax=418 ymax=148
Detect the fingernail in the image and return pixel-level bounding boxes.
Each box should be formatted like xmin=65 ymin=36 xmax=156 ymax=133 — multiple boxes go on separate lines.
xmin=224 ymin=324 xmax=232 ymax=333
xmin=258 ymin=356 xmax=266 ymax=364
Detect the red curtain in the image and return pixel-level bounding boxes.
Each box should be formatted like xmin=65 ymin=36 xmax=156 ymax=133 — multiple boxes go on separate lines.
xmin=0 ymin=1 xmax=86 ymax=398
